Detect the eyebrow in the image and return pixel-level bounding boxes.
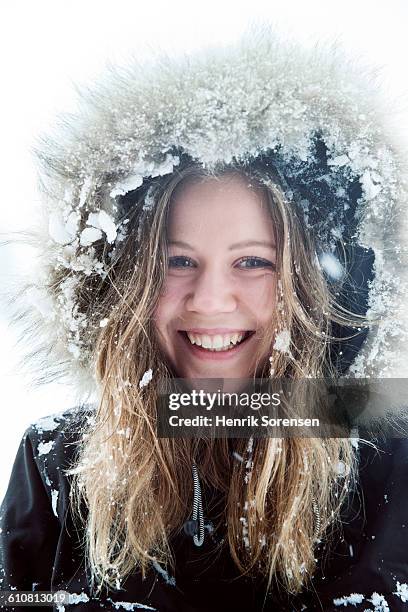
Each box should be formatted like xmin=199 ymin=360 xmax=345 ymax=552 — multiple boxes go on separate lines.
xmin=168 ymin=240 xmax=276 ymax=250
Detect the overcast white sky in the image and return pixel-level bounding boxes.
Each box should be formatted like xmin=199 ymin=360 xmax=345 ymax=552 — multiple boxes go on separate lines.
xmin=1 ymin=0 xmax=408 ymax=498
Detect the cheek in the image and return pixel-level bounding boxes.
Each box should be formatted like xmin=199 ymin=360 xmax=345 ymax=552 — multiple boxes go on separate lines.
xmin=153 ymin=279 xmax=186 ymax=329
xmin=240 ymin=275 xmax=277 ymax=317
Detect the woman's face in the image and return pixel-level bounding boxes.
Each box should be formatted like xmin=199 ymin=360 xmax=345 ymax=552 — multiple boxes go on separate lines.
xmin=153 ymin=174 xmax=277 ymax=380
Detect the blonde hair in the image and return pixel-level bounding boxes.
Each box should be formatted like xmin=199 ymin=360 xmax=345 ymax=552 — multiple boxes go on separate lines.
xmin=68 ymin=161 xmax=363 ymax=597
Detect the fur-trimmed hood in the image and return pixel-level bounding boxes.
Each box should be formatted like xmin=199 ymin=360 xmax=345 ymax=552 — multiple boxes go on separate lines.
xmin=11 ymin=26 xmax=408 ymax=400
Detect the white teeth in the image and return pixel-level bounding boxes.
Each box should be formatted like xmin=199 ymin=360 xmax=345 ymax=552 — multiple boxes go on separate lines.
xmin=201 ymin=334 xmax=213 ymax=348
xmin=211 ymin=335 xmax=224 ymax=349
xmin=185 ymin=331 xmax=247 ymax=350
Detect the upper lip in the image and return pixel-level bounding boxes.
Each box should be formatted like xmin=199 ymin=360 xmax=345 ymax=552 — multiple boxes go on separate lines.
xmin=179 ymin=328 xmax=252 ymax=334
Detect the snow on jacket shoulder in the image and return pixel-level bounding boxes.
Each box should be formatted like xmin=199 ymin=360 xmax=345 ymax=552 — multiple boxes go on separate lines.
xmin=2 ymin=407 xmax=408 ymax=611
xmin=0 ymin=407 xmax=94 ymax=610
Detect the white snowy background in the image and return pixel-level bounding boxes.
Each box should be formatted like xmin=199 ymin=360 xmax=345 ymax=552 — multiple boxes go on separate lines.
xmin=1 ymin=0 xmax=408 ymax=499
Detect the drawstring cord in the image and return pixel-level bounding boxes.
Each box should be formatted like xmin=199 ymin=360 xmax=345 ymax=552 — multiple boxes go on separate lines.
xmin=184 ymin=462 xmax=205 ymax=547
xmin=184 ymin=463 xmax=321 ymax=548
xmin=311 ymin=496 xmax=321 ymax=541
xmin=192 ymin=462 xmax=205 ymax=546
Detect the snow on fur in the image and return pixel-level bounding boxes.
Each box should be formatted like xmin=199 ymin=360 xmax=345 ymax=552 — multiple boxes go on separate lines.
xmin=8 ymin=26 xmax=408 ymax=395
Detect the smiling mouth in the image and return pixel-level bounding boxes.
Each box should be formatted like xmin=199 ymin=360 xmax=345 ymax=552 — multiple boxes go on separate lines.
xmin=178 ymin=330 xmax=255 ymax=352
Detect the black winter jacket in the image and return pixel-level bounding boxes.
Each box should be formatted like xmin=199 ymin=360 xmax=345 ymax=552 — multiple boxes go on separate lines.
xmin=1 ymin=406 xmax=408 ymax=612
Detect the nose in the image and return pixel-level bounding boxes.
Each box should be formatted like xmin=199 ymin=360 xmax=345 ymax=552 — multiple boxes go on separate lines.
xmin=186 ymin=264 xmax=237 ymax=315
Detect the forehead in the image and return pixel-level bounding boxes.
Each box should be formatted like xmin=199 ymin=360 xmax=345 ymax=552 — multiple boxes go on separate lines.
xmin=167 ymin=174 xmax=275 ymax=242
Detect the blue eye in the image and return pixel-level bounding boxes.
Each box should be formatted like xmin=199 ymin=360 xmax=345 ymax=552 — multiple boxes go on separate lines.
xmin=168 ymin=255 xmax=275 ymax=270
xmin=168 ymin=256 xmax=196 ymax=268
xmin=237 ymin=256 xmax=275 ymax=269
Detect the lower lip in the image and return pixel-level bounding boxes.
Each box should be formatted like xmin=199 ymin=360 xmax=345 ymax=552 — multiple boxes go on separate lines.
xmin=178 ymin=331 xmax=254 ymax=361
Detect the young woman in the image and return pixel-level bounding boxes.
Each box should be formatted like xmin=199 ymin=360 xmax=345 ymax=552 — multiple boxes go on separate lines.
xmin=1 ymin=29 xmax=408 ymax=611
